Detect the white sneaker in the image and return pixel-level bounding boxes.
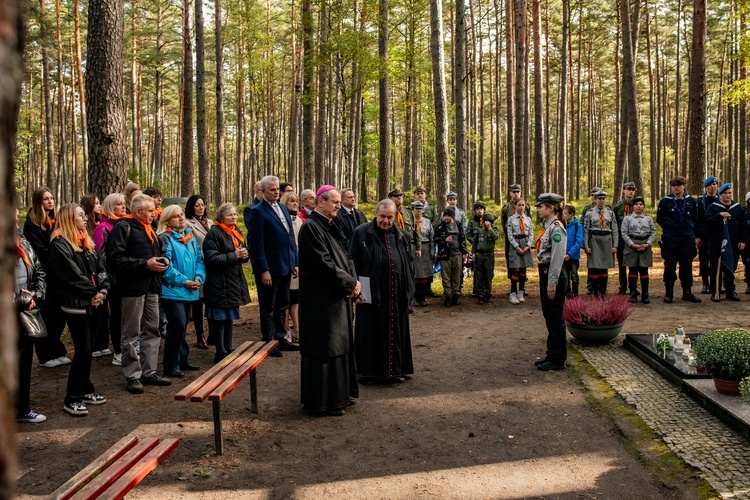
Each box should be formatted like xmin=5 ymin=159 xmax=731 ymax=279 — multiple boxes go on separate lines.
xmin=91 ymin=351 xmax=103 ymax=358
xmin=509 ymin=292 xmax=520 ymax=305
xmin=57 ymin=356 xmax=72 ymax=365
xmin=101 ymin=349 xmax=112 ymax=356
xmin=40 ymin=359 xmax=62 ymax=368
xmin=82 ymin=392 xmax=107 ymax=405
xmin=517 ymin=292 xmax=526 ymax=303
xmin=17 ymin=410 xmax=46 ymax=423
xmin=64 ymin=401 xmax=88 ymax=416
xmin=112 ymin=353 xmax=122 ymax=366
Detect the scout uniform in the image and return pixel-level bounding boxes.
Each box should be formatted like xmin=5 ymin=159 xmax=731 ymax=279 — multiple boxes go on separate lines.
xmin=467 ymin=200 xmax=486 ymax=297
xmin=414 ymin=187 xmax=440 ymax=228
xmin=620 ymin=202 xmax=657 ymax=303
xmin=472 ymin=213 xmax=500 ymax=304
xmin=582 ymin=191 xmax=619 ymax=295
xmin=506 ymin=210 xmax=534 ymax=304
xmin=444 ymin=191 xmax=468 ymax=231
xmin=696 ymin=176 xmax=720 ymax=293
xmin=580 ymin=186 xmax=602 ymax=293
xmin=612 ymin=181 xmax=636 ymax=294
xmin=411 ymin=201 xmax=435 ymax=306
xmin=501 ymin=184 xmax=531 ymax=280
xmin=534 ymin=193 xmax=567 ymax=372
xmin=389 ymin=188 xmax=420 ymax=253
xmin=435 ymin=206 xmax=467 ymax=306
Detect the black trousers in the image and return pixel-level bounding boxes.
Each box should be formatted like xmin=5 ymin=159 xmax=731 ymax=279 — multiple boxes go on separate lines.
xmin=661 ymin=241 xmax=697 ymax=288
xmin=698 ymin=244 xmax=710 ymax=283
xmin=708 ymin=254 xmax=741 ymax=294
xmin=617 ymin=242 xmax=627 ymax=291
xmin=36 ymin=294 xmax=68 ymax=363
xmin=191 ymin=297 xmax=205 ymax=334
xmin=63 ymin=311 xmax=98 ymax=404
xmin=161 ymin=299 xmax=193 ymax=372
xmin=17 ymin=326 xmax=33 ymax=416
xmin=540 ymin=263 xmax=568 ymax=365
xmin=255 ymin=272 xmax=292 ymax=341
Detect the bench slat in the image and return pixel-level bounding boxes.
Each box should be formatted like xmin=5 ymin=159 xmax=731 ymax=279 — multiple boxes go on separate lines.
xmin=96 ymin=438 xmax=179 ymax=500
xmin=174 ymin=341 xmax=259 ymax=401
xmin=189 ymin=342 xmax=267 ymax=402
xmin=209 ymin=341 xmax=277 ymax=401
xmin=68 ymin=438 xmax=160 ymax=500
xmin=49 ymin=435 xmax=140 ymax=500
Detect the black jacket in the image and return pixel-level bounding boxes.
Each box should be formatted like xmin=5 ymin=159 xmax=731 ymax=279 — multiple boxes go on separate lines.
xmin=332 ymin=207 xmax=368 ymax=248
xmin=434 ymin=220 xmax=468 ymax=261
xmin=106 ymin=218 xmax=164 ymax=297
xmin=22 ymin=215 xmax=54 ymax=272
xmin=48 ymin=237 xmax=110 ymax=313
xmin=15 ymin=237 xmax=47 ymax=310
xmin=203 ymin=225 xmax=251 ymax=308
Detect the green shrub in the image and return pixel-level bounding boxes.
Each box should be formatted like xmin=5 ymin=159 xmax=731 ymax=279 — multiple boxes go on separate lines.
xmin=740 ymin=376 xmax=750 ymax=404
xmin=693 ymin=328 xmax=750 ymax=381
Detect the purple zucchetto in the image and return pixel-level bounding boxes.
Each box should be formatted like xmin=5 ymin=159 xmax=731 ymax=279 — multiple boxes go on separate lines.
xmin=316 ymin=185 xmax=336 ymax=196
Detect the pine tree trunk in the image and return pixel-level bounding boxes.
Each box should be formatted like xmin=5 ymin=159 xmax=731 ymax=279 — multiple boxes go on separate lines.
xmin=377 ymin=0 xmax=390 ymax=199
xmin=180 ymin=0 xmax=194 ymax=195
xmin=73 ymin=0 xmax=89 ymax=185
xmin=505 ymin=0 xmax=515 ymax=190
xmin=513 ymin=0 xmax=527 ymax=189
xmin=687 ymin=0 xmax=706 ymax=195
xmin=532 ymin=0 xmax=545 ymax=196
xmin=555 ymin=0 xmax=568 ymax=196
xmin=315 ymin=1 xmax=329 ymax=188
xmin=214 ymin=0 xmax=226 ymax=203
xmin=39 ymin=0 xmax=55 ymax=191
xmin=195 ymin=0 xmax=209 ymax=196
xmin=455 ymin=0 xmax=466 ymax=200
xmin=55 ymin=0 xmax=68 ymax=201
xmin=430 ymin=0 xmax=450 ymax=205
xmin=302 ymin=0 xmax=314 ymax=189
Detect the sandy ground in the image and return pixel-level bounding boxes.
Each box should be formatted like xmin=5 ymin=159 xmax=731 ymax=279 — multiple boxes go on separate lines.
xmin=14 ymin=254 xmax=749 ymax=499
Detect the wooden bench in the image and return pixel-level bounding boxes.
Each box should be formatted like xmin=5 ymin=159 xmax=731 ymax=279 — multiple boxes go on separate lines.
xmin=175 ymin=339 xmax=279 ymax=455
xmin=49 ymin=435 xmax=179 ymax=500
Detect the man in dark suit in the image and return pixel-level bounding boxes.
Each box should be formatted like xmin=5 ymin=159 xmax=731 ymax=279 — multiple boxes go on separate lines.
xmin=332 ymin=188 xmax=367 ymax=246
xmin=242 ymin=181 xmax=264 ymax=233
xmin=249 ymin=176 xmax=300 ymax=356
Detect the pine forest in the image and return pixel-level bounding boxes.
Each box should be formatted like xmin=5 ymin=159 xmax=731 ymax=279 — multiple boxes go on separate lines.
xmin=16 ymin=0 xmax=750 ymax=207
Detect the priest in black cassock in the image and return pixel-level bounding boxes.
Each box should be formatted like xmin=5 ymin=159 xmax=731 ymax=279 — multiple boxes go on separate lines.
xmin=299 ymin=186 xmax=361 ymax=416
xmin=349 ymin=199 xmax=415 ymax=385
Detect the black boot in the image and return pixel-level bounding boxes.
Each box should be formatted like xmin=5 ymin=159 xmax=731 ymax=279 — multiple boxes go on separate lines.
xmin=628 ymin=276 xmax=638 ymax=299
xmin=600 ymin=276 xmax=609 ymax=296
xmin=682 ymin=287 xmax=702 ymax=303
xmin=451 ymin=294 xmax=460 ymax=306
xmin=572 ymin=281 xmax=579 ymax=296
xmin=664 ymin=283 xmax=674 ymax=303
xmin=640 ymin=278 xmax=650 ymax=304
xmin=444 ymin=295 xmax=451 ymax=307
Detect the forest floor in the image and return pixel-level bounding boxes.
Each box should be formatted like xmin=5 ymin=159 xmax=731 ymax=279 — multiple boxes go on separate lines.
xmin=14 ymin=254 xmax=749 ymax=499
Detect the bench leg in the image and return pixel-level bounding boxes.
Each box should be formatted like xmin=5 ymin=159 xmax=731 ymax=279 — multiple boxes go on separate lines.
xmin=212 ymin=400 xmax=223 ymax=455
xmin=250 ymin=369 xmax=258 ymax=414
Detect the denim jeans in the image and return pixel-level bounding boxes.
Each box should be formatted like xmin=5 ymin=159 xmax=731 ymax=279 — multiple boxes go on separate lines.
xmin=161 ymin=299 xmax=193 ymax=372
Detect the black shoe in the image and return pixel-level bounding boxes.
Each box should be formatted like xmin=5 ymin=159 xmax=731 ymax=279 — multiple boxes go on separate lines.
xmin=727 ymin=291 xmax=741 ymax=301
xmin=701 ymin=285 xmax=710 ymax=294
xmin=444 ymin=296 xmax=451 ymax=307
xmin=641 ymin=294 xmax=650 ymax=304
xmin=164 ymin=369 xmax=184 ymax=378
xmin=629 ymin=293 xmax=638 ymax=303
xmin=141 ymin=373 xmax=172 ymax=386
xmin=451 ymin=294 xmax=460 ymax=306
xmin=181 ymin=362 xmax=200 ymax=371
xmin=711 ymin=296 xmax=722 ymax=302
xmin=408 ymin=307 xmax=414 ymax=314
xmin=328 ymin=408 xmax=345 ymax=416
xmin=277 ymin=338 xmax=300 ymax=351
xmin=618 ymin=288 xmax=628 ymax=295
xmin=663 ymin=295 xmax=673 ymax=303
xmin=537 ymin=361 xmax=565 ymax=371
xmin=523 ymin=290 xmax=528 ymax=297
xmin=477 ymin=297 xmax=485 ymax=305
xmin=269 ymin=348 xmax=283 ymax=357
xmin=681 ymin=292 xmax=701 ymax=303
xmin=359 ymin=377 xmax=374 ymax=386
xmin=534 ymin=358 xmax=548 ymax=366
xmin=127 ymin=378 xmax=144 ymax=394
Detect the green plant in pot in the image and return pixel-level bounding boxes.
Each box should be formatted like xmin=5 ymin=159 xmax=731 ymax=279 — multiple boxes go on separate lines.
xmin=563 ymin=295 xmax=635 ymax=345
xmin=693 ymin=328 xmax=750 ymax=395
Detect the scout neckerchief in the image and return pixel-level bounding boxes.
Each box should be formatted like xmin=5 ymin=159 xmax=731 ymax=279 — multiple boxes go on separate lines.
xmin=43 ymin=217 xmax=55 ymax=230
xmin=535 ymin=226 xmax=547 ymax=252
xmin=396 ymin=211 xmax=405 ymax=229
xmin=671 ymin=194 xmax=687 ymax=222
xmin=215 ymin=222 xmax=243 ymax=249
xmin=16 ymin=238 xmax=31 ymax=266
xmin=519 ymin=215 xmax=526 ymax=234
xmin=153 ymin=207 xmax=163 ymax=220
xmin=104 ymin=212 xmax=123 ymax=222
xmin=599 ymin=210 xmax=605 ymax=229
xmin=624 ymin=203 xmax=631 ymax=216
xmin=77 ymin=229 xmax=94 ymax=253
xmin=123 ymin=214 xmax=158 ymax=243
xmin=169 ymin=227 xmax=194 ymax=245
xmin=415 ymin=217 xmax=422 ymax=234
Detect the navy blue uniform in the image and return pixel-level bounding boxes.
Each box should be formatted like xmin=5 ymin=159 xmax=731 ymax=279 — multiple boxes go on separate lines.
xmin=656 ymin=195 xmax=699 ymax=299
xmin=700 ymin=201 xmax=745 ymax=296
xmin=696 ymin=194 xmax=719 ymax=287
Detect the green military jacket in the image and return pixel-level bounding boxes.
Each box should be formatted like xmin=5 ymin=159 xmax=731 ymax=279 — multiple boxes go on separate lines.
xmin=473 ymin=224 xmax=500 ymax=253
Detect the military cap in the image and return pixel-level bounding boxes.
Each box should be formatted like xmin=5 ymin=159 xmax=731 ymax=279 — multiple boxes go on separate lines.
xmin=413 ymin=186 xmax=426 ymax=194
xmin=388 ymin=188 xmax=404 ymax=197
xmin=535 ymin=193 xmax=564 ymax=206
xmin=595 ymin=190 xmax=608 ymax=199
xmin=589 ymin=186 xmax=602 ymax=195
xmin=509 ymin=184 xmax=521 ymax=192
xmin=623 ymin=181 xmax=636 ymax=189
xmin=410 ymin=200 xmax=424 ymax=210
xmin=704 ymin=176 xmax=717 ymax=187
xmin=446 ymin=191 xmax=458 ymax=199
xmin=718 ymin=183 xmax=732 ymax=195
xmin=482 ymin=213 xmax=496 ymax=223
xmin=473 ymin=200 xmax=486 ymax=209
xmin=443 ymin=206 xmax=456 ymax=216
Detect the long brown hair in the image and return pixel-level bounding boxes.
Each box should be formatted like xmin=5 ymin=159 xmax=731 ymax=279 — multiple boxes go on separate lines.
xmin=28 ymin=187 xmax=55 ymax=228
xmin=80 ymin=193 xmax=100 ymax=235
xmin=52 ymin=204 xmax=94 ymax=253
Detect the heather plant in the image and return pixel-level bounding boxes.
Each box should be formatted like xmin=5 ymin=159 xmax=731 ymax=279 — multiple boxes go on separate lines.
xmin=693 ymin=328 xmax=750 ymax=381
xmin=563 ymin=295 xmax=634 ymax=326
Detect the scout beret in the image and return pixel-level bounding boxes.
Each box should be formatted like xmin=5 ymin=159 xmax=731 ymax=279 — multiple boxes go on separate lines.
xmin=632 ymin=197 xmax=645 ymax=205
xmin=413 ymin=186 xmax=426 ymax=194
xmin=410 ymin=201 xmax=424 ymax=209
xmin=623 ymin=181 xmax=636 ymax=189
xmin=704 ymin=176 xmax=717 ymax=187
xmin=509 ymin=184 xmax=521 ymax=192
xmin=718 ymin=183 xmax=732 ymax=195
xmin=388 ymin=189 xmax=404 ymax=197
xmin=535 ymin=193 xmax=564 ymax=206
xmin=589 ymin=186 xmax=602 ymax=195
xmin=482 ymin=213 xmax=495 ymax=222
xmin=473 ymin=200 xmax=486 ymax=209
xmin=446 ymin=191 xmax=458 ymax=199
xmin=443 ymin=206 xmax=456 ymax=216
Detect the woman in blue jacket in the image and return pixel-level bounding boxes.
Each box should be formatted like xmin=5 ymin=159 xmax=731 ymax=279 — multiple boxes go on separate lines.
xmin=562 ymin=205 xmax=584 ymax=297
xmin=157 ymin=205 xmax=206 ymax=377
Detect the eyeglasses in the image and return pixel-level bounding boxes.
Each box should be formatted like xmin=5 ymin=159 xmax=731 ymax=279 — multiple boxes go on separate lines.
xmin=77 ymin=214 xmax=88 ymax=219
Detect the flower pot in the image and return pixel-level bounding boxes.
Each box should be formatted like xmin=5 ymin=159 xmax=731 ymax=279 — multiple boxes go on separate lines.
xmin=712 ymin=378 xmax=741 ymax=396
xmin=566 ymin=322 xmax=624 ymax=345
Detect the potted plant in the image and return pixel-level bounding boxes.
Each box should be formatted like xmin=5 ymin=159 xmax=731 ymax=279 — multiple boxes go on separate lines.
xmin=740 ymin=377 xmax=750 ymax=404
xmin=563 ymin=295 xmax=634 ymax=345
xmin=693 ymin=328 xmax=750 ymax=395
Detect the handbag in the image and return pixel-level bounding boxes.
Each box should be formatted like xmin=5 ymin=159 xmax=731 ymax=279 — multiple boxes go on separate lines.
xmin=19 ymin=307 xmax=48 ymax=338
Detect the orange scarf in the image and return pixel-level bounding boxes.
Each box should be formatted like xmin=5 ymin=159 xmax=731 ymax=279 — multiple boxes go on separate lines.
xmin=415 ymin=217 xmax=422 ymax=234
xmin=169 ymin=228 xmax=195 ymax=245
xmin=43 ymin=218 xmax=55 ymax=230
xmin=519 ymin=216 xmax=526 ymax=234
xmin=153 ymin=207 xmax=163 ymax=220
xmin=123 ymin=214 xmax=158 ymax=243
xmin=396 ymin=211 xmax=405 ymax=229
xmin=77 ymin=230 xmax=94 ymax=252
xmin=535 ymin=228 xmax=546 ymax=252
xmin=103 ymin=212 xmax=123 ymax=222
xmin=215 ymin=222 xmax=244 ymax=249
xmin=599 ymin=211 xmax=605 ymax=229
xmin=16 ymin=238 xmax=31 ymax=266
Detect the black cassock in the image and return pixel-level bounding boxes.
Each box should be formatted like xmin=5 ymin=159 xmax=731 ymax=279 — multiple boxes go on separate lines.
xmin=349 ymin=221 xmax=415 ymax=381
xmin=298 ymin=211 xmax=359 ymax=412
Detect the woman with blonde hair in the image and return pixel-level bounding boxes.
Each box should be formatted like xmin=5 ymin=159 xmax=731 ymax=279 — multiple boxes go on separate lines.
xmin=157 ymin=204 xmax=205 ymax=376
xmin=48 ymin=204 xmax=110 ymax=416
xmin=23 ymin=187 xmax=70 ymax=368
xmin=281 ymin=192 xmax=302 ymax=341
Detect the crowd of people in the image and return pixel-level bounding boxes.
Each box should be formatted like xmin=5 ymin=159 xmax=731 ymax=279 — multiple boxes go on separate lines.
xmin=13 ymin=174 xmax=750 ymax=422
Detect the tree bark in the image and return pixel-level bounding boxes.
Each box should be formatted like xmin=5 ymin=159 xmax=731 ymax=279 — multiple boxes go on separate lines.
xmin=513 ymin=0 xmax=528 ymax=189
xmin=195 ymin=0 xmax=209 ymax=196
xmin=532 ymin=0 xmax=546 ymax=196
xmin=455 ymin=0 xmax=466 ymax=200
xmin=302 ymin=0 xmax=314 ymax=189
xmin=214 ymin=0 xmax=226 ymax=203
xmin=73 ymin=0 xmax=89 ymax=186
xmin=315 ymin=1 xmax=329 ymax=188
xmin=555 ymin=0 xmax=568 ymax=196
xmin=180 ymin=0 xmax=194 ymax=196
xmin=55 ymin=0 xmax=68 ymax=201
xmin=39 ymin=0 xmax=55 ymax=192
xmin=687 ymin=0 xmax=706 ymax=195
xmin=377 ymin=0 xmax=390 ymax=199
xmin=430 ymin=0 xmax=450 ymax=205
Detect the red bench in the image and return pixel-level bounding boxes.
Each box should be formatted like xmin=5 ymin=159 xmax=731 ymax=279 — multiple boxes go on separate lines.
xmin=174 ymin=339 xmax=278 ymax=455
xmin=49 ymin=435 xmax=179 ymax=500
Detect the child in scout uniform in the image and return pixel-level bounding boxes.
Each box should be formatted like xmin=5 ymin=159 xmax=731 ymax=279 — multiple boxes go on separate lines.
xmin=561 ymin=205 xmax=583 ymax=297
xmin=534 ymin=193 xmax=567 ymax=371
xmin=507 ymin=198 xmax=534 ymax=305
xmin=473 ymin=212 xmax=500 ymax=304
xmin=435 ymin=206 xmax=468 ymax=306
xmin=612 ymin=181 xmax=637 ymax=294
xmin=583 ymin=190 xmax=618 ymax=296
xmin=620 ymin=197 xmax=657 ymax=304
xmin=411 ymin=201 xmax=435 ymax=307
xmin=467 ymin=200 xmax=486 ymax=297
